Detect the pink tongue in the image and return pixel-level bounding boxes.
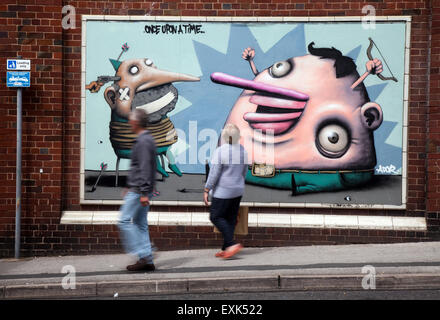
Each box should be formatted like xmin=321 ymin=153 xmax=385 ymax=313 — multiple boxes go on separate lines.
xmin=244 ymin=111 xmax=302 ymax=135
xmin=249 ymin=121 xmax=295 ymax=135
xmin=250 ymin=95 xmax=306 ymax=110
xmin=244 ymin=112 xmax=302 ymax=122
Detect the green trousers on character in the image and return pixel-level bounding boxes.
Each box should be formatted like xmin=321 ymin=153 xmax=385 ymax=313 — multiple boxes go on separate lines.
xmin=245 ymin=169 xmax=374 ymax=194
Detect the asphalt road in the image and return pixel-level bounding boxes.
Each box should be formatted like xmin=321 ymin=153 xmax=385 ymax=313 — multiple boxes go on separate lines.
xmin=82 ymin=289 xmax=440 ymax=300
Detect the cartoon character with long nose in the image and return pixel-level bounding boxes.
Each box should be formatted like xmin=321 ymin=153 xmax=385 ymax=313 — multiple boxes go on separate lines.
xmin=211 ymin=42 xmax=391 ymax=195
xmin=86 ymin=44 xmax=199 ymax=184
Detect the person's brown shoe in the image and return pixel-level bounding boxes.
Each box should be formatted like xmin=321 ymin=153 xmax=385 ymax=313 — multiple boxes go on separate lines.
xmin=126 ymin=258 xmax=155 ymax=272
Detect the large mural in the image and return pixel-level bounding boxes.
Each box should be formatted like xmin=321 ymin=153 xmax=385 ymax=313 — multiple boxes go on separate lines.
xmin=82 ymin=18 xmax=408 ymax=207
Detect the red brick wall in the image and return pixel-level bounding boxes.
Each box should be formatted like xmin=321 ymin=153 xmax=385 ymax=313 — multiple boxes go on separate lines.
xmin=0 ymin=0 xmax=439 ymax=258
xmin=1 ymin=0 xmax=65 ymax=257
xmin=427 ymin=0 xmax=440 ymax=235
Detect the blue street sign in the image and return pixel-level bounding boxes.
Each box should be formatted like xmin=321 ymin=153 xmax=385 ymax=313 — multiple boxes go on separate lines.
xmin=7 ymin=71 xmax=31 ymax=87
xmin=8 ymin=60 xmax=16 ymax=69
xmin=7 ymin=59 xmax=30 ymax=71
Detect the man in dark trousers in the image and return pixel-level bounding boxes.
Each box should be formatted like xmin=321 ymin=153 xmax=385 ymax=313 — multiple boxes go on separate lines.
xmin=118 ymin=108 xmax=157 ymax=271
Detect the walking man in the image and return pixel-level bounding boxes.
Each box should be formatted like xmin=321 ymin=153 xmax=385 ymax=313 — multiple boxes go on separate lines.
xmin=118 ymin=108 xmax=157 ymax=271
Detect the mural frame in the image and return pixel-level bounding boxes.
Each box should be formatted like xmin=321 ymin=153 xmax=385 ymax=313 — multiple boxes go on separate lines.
xmin=79 ymin=15 xmax=411 ymax=210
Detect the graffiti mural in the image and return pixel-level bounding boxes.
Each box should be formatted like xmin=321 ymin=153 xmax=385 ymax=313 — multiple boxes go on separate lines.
xmin=82 ymin=18 xmax=409 ymax=207
xmin=86 ymin=42 xmax=199 ymax=185
xmin=213 ymin=40 xmax=387 ymax=195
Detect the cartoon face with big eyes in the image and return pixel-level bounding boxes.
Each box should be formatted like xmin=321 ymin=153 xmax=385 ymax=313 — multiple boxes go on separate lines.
xmin=86 ymin=53 xmax=199 ymax=180
xmin=104 ymin=58 xmax=199 ymax=123
xmin=211 ymin=43 xmax=386 ymax=194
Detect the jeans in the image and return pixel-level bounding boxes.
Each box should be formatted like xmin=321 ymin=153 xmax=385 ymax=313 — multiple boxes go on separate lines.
xmin=118 ymin=191 xmax=153 ymax=263
xmin=209 ymin=196 xmax=242 ymax=251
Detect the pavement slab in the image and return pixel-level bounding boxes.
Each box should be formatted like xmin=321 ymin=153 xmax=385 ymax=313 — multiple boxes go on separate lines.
xmin=1 ymin=241 xmax=440 ymax=299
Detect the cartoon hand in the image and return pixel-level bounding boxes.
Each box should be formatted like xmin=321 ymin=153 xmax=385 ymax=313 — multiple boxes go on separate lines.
xmin=242 ymin=47 xmax=255 ymax=61
xmin=351 ymin=58 xmax=385 ymax=89
xmin=85 ymin=81 xmax=104 ymax=93
xmin=243 ymin=47 xmax=258 ymax=76
xmin=366 ymin=58 xmax=383 ymax=75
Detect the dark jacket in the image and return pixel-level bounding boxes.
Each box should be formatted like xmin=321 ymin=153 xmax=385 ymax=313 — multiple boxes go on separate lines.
xmin=127 ymin=130 xmax=156 ymax=196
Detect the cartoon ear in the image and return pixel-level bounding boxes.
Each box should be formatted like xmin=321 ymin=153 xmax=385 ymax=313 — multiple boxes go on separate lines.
xmin=360 ymin=102 xmax=383 ymax=131
xmin=104 ymin=86 xmax=117 ymax=109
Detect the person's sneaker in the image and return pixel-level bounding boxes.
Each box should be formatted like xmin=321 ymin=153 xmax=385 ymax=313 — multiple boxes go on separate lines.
xmin=126 ymin=258 xmax=155 ymax=272
xmin=215 ymin=250 xmax=225 ymax=258
xmin=222 ymin=243 xmax=243 ymax=259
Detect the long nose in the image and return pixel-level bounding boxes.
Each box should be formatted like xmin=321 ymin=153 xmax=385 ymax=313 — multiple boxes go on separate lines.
xmin=136 ymin=68 xmax=200 ymax=92
xmin=210 ymin=72 xmax=309 ymax=101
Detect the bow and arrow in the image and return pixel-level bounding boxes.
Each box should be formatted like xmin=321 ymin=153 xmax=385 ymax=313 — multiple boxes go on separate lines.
xmin=351 ymin=37 xmax=398 ymax=89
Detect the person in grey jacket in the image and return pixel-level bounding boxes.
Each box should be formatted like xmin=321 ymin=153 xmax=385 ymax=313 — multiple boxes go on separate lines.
xmin=118 ymin=108 xmax=157 ymax=271
xmin=204 ymin=124 xmax=248 ymax=259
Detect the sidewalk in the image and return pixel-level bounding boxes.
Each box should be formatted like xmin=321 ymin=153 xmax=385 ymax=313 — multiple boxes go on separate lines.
xmin=1 ymin=241 xmax=440 ymax=299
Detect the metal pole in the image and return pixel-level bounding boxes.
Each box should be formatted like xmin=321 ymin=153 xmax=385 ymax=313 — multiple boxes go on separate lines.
xmin=15 ymin=87 xmax=22 ymax=259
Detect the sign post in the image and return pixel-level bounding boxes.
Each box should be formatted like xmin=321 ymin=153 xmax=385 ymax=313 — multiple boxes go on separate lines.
xmin=15 ymin=87 xmax=22 ymax=259
xmin=7 ymin=59 xmax=30 ymax=259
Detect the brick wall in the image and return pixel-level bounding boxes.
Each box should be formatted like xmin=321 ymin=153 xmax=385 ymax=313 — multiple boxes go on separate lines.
xmin=427 ymin=0 xmax=440 ymax=235
xmin=0 ymin=0 xmax=439 ymax=258
xmin=1 ymin=0 xmax=65 ymax=257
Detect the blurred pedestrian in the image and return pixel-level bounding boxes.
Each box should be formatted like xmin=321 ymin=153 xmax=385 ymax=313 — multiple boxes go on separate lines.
xmin=118 ymin=108 xmax=157 ymax=271
xmin=204 ymin=124 xmax=248 ymax=259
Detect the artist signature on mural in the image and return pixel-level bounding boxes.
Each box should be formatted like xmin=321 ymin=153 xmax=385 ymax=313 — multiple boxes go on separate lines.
xmin=376 ymin=164 xmax=399 ymax=174
xmin=144 ymin=24 xmax=205 ymax=35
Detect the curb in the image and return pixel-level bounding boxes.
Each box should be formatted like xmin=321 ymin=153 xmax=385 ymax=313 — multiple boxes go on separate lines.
xmin=2 ymin=274 xmax=440 ymax=299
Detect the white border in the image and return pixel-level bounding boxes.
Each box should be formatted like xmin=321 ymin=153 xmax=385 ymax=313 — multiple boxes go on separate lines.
xmin=61 ymin=211 xmax=427 ymax=231
xmin=80 ymin=16 xmax=411 ymax=210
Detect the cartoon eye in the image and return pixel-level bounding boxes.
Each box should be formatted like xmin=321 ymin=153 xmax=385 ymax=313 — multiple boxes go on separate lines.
xmin=145 ymin=59 xmax=153 ymax=66
xmin=269 ymin=60 xmax=292 ymax=78
xmin=129 ymin=66 xmax=139 ymax=75
xmin=316 ymin=124 xmax=350 ymax=157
